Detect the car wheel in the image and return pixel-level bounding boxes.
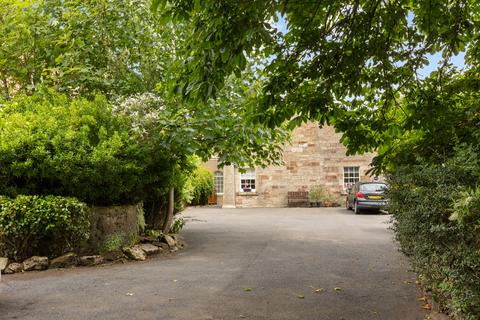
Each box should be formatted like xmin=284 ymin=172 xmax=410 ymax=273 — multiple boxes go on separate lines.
xmin=354 ymin=201 xmax=360 ymax=214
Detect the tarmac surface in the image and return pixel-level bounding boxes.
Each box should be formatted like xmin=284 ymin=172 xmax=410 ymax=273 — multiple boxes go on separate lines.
xmin=1 ymin=207 xmax=426 ymax=320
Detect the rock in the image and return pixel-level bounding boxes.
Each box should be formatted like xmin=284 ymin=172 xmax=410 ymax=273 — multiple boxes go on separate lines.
xmin=162 ymin=235 xmax=176 ymax=248
xmin=3 ymin=266 xmax=13 ymax=274
xmin=140 ymin=236 xmax=158 ymax=243
xmin=23 ymin=256 xmax=49 ymax=271
xmin=4 ymin=262 xmax=23 ymax=274
xmin=122 ymin=245 xmax=147 ymax=261
xmin=102 ymin=251 xmax=127 ymax=261
xmin=170 ymin=246 xmax=178 ymax=253
xmin=153 ymin=242 xmax=169 ymax=251
xmin=176 ymin=237 xmax=186 ymax=249
xmin=0 ymin=257 xmax=8 ymax=272
xmin=138 ymin=243 xmax=160 ymax=256
xmin=150 ymin=242 xmax=166 ymax=252
xmin=50 ymin=253 xmax=78 ymax=268
xmin=79 ymin=255 xmax=104 ymax=266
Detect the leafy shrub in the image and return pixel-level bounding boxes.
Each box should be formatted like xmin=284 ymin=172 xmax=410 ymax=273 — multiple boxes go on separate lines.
xmin=169 ymin=217 xmax=186 ymax=234
xmin=388 ymin=150 xmax=480 ymax=319
xmin=0 ymin=91 xmax=174 ymax=206
xmin=145 ymin=229 xmax=163 ymax=239
xmin=0 ymin=195 xmax=90 ymax=260
xmin=99 ymin=233 xmax=125 ymax=254
xmin=451 ymin=186 xmax=480 ymax=228
xmin=99 ymin=231 xmax=139 ymax=254
xmin=308 ymin=185 xmax=328 ymax=203
xmin=186 ymin=167 xmax=214 ymax=206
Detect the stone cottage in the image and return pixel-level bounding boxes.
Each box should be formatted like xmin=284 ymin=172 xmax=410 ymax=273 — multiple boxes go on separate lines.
xmin=202 ymin=122 xmax=377 ymax=208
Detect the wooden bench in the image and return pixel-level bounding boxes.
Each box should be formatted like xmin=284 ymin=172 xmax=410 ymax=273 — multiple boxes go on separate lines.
xmin=287 ymin=191 xmax=310 ymax=207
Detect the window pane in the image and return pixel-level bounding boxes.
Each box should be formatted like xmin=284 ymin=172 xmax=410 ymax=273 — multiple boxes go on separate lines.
xmin=343 ymin=166 xmax=360 ymax=189
xmin=240 ymin=168 xmax=256 ymax=192
xmin=214 ymin=171 xmax=223 ymax=194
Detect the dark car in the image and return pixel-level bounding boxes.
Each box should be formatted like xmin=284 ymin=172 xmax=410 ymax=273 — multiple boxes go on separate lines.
xmin=346 ymin=182 xmax=388 ymax=214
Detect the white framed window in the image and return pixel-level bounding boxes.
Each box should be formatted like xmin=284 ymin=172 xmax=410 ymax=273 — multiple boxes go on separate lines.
xmin=240 ymin=168 xmax=256 ymax=192
xmin=214 ymin=170 xmax=224 ymax=194
xmin=343 ymin=166 xmax=360 ymax=189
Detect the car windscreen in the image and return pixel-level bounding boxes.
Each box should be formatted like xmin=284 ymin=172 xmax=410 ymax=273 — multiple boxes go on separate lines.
xmin=359 ymin=183 xmax=387 ymax=193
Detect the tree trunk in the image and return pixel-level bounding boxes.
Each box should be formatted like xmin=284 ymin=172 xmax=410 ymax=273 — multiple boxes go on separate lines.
xmin=162 ymin=187 xmax=174 ymax=234
xmin=2 ymin=77 xmax=9 ymax=100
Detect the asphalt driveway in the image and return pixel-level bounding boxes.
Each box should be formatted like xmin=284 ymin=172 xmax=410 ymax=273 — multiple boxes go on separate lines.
xmin=1 ymin=207 xmax=426 ymax=320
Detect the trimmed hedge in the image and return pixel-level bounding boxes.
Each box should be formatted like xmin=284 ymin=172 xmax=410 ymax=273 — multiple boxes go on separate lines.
xmin=388 ymin=156 xmax=480 ymax=319
xmin=0 ymin=195 xmax=90 ymax=260
xmin=0 ymin=91 xmax=175 ymax=206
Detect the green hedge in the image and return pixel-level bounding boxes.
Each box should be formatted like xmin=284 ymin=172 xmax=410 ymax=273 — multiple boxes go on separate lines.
xmin=0 ymin=91 xmax=174 ymax=206
xmin=0 ymin=195 xmax=90 ymax=260
xmin=185 ymin=167 xmax=214 ymax=206
xmin=388 ymin=153 xmax=480 ymax=319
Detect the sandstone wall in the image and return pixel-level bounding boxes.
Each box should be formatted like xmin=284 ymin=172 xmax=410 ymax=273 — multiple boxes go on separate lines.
xmin=202 ymin=123 xmax=377 ymax=208
xmin=235 ymin=124 xmax=375 ymax=207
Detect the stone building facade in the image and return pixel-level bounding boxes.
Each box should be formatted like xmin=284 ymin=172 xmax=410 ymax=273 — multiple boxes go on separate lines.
xmin=203 ymin=122 xmax=377 ymax=208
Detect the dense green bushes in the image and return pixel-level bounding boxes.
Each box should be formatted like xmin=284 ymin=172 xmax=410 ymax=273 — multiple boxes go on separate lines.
xmin=388 ymin=149 xmax=480 ymax=319
xmin=0 ymin=195 xmax=90 ymax=260
xmin=0 ymin=91 xmax=175 ymax=206
xmin=184 ymin=167 xmax=214 ymax=206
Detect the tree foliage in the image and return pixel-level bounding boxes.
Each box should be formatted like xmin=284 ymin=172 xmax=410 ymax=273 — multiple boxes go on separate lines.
xmin=0 ymin=0 xmax=289 ymax=169
xmin=0 ymin=0 xmax=173 ymax=99
xmin=151 ymin=0 xmax=478 ymax=159
xmin=0 ymin=91 xmax=175 ymax=206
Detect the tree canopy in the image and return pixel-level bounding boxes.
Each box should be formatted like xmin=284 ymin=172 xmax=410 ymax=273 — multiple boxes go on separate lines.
xmin=0 ymin=0 xmax=289 ymax=169
xmin=0 ymin=0 xmax=187 ymax=98
xmin=152 ymin=0 xmax=479 ymax=170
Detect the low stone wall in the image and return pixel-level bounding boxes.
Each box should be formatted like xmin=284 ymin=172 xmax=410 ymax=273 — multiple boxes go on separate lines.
xmin=89 ymin=203 xmax=142 ymax=254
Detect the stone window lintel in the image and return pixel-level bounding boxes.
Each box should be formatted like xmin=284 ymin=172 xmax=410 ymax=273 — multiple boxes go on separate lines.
xmin=236 ymin=192 xmax=259 ymax=197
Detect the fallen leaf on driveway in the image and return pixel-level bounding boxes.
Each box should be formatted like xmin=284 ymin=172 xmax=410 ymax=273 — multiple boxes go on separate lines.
xmin=334 ymin=287 xmax=342 ymax=292
xmin=172 ymin=279 xmax=178 ymax=282
xmin=309 ymin=286 xmax=324 ymax=293
xmin=297 ymin=294 xmax=305 ymax=299
xmin=244 ymin=288 xmax=252 ymax=292
xmin=125 ymin=292 xmax=134 ymax=296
